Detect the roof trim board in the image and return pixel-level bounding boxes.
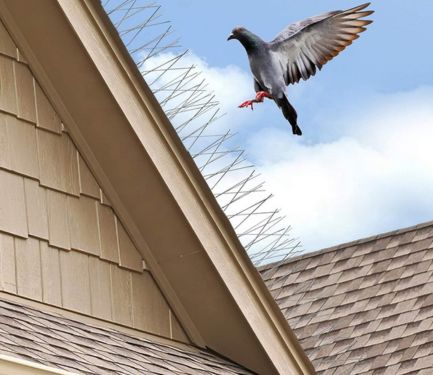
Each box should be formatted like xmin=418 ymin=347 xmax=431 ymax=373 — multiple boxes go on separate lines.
xmin=0 ymin=0 xmax=314 ymax=373
xmin=0 ymin=354 xmax=77 ymax=375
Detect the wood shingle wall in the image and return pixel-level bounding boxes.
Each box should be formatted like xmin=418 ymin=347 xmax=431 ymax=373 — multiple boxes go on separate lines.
xmin=0 ymin=20 xmax=187 ymax=343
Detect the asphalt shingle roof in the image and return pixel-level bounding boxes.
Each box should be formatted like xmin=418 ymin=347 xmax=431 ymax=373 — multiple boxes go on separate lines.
xmin=260 ymin=221 xmax=433 ymax=375
xmin=4 ymin=220 xmax=433 ymax=375
xmin=0 ymin=298 xmax=255 ymax=375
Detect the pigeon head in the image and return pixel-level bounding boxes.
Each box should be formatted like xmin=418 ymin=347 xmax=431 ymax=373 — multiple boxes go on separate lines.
xmin=227 ymin=27 xmax=247 ymax=41
xmin=227 ymin=27 xmax=263 ymax=52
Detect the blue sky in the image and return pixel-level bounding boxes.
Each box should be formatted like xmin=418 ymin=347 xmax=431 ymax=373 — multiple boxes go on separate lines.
xmin=152 ymin=1 xmax=433 ymax=250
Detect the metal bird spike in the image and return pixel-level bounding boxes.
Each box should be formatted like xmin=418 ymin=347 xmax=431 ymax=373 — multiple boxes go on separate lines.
xmin=102 ymin=0 xmax=302 ymax=266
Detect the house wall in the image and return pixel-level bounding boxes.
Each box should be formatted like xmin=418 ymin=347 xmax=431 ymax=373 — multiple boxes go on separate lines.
xmin=0 ymin=20 xmax=188 ymax=343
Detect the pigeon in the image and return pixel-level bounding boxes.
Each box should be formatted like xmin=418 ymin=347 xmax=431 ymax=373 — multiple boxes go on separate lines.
xmin=227 ymin=3 xmax=374 ymax=136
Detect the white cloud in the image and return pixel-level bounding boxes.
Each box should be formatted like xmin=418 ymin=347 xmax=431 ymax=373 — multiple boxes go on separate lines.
xmin=247 ymin=86 xmax=433 ymax=250
xmin=143 ymin=51 xmax=433 ymax=254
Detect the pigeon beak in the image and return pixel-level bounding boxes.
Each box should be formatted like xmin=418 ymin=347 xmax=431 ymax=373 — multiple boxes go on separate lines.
xmin=227 ymin=33 xmax=235 ymax=41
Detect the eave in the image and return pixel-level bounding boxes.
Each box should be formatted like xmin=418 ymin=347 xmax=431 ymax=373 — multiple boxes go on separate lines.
xmin=0 ymin=354 xmax=77 ymax=375
xmin=0 ymin=1 xmax=315 ymax=374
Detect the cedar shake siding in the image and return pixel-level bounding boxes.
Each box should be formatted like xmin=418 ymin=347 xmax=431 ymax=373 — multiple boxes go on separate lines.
xmin=0 ymin=19 xmax=187 ymax=343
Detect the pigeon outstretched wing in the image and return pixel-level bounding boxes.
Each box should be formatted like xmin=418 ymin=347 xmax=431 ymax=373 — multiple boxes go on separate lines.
xmin=270 ymin=3 xmax=373 ymax=85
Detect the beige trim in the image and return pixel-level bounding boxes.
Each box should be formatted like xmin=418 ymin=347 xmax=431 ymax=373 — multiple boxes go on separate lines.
xmin=0 ymin=1 xmax=315 ymax=374
xmin=71 ymin=2 xmax=314 ymax=374
xmin=0 ymin=354 xmax=77 ymax=375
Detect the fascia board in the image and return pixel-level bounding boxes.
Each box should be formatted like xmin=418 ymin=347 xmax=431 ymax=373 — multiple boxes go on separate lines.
xmin=0 ymin=354 xmax=78 ymax=375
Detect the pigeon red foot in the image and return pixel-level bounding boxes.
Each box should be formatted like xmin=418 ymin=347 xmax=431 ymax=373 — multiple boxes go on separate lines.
xmin=239 ymin=99 xmax=255 ymax=110
xmin=255 ymin=91 xmax=273 ymax=101
xmin=238 ymin=91 xmax=273 ymax=110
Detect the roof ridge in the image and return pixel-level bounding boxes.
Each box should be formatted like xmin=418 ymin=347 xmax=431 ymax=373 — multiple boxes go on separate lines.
xmin=259 ymin=219 xmax=433 ymax=272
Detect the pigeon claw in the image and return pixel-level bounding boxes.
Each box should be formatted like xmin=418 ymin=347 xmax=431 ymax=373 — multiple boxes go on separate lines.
xmin=255 ymin=91 xmax=272 ymax=102
xmin=239 ymin=100 xmax=255 ymax=110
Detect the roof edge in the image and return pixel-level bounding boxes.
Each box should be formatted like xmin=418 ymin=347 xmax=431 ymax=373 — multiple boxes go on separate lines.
xmin=0 ymin=353 xmax=77 ymax=375
xmin=260 ymin=219 xmax=433 ymax=272
xmin=74 ymin=1 xmax=315 ymax=373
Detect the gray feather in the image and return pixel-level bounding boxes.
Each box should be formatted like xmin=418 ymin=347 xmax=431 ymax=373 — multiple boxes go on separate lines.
xmin=269 ymin=2 xmax=374 ymax=85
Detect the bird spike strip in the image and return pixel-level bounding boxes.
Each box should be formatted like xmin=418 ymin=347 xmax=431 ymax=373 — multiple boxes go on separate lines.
xmin=102 ymin=0 xmax=302 ymax=265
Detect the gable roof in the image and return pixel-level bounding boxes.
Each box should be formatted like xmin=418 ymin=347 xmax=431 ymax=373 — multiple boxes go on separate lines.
xmin=0 ymin=296 xmax=256 ymax=375
xmin=260 ymin=221 xmax=433 ymax=374
xmin=0 ymin=0 xmax=313 ymax=373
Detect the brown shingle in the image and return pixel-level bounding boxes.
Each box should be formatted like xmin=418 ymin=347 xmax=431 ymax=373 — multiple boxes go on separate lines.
xmin=261 ymin=221 xmax=433 ymax=374
xmin=0 ymin=298 xmax=255 ymax=375
xmin=412 ymin=226 xmax=433 ymax=242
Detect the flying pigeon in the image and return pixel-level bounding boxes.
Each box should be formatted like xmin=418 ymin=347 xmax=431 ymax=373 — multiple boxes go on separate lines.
xmin=227 ymin=3 xmax=374 ymax=136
